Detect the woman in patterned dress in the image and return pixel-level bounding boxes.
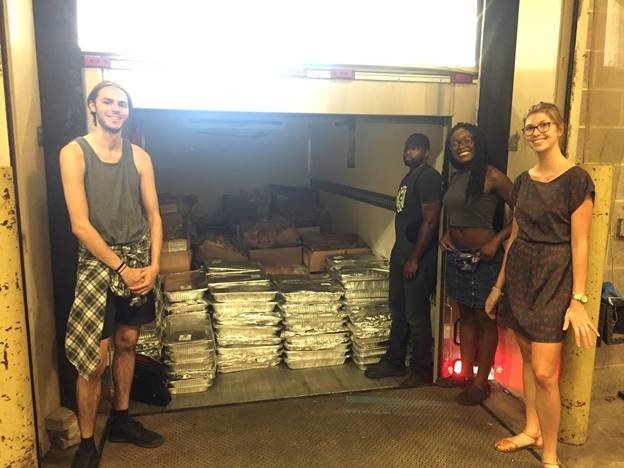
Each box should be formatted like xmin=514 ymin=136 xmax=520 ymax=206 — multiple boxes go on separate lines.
xmin=485 ymin=102 xmax=598 ymax=468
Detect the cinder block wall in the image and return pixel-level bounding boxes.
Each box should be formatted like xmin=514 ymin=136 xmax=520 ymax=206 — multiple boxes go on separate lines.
xmin=579 ymin=0 xmax=624 ymax=291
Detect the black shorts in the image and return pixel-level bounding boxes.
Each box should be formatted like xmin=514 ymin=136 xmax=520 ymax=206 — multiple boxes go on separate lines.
xmin=101 ymin=289 xmax=156 ymax=339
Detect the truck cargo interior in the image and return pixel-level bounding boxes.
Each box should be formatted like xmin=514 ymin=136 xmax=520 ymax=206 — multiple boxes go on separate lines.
xmin=2 ymin=0 xmax=623 ymax=466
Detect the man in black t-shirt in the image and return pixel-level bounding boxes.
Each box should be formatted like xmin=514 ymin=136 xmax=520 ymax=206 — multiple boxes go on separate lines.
xmin=365 ymin=133 xmax=442 ymax=387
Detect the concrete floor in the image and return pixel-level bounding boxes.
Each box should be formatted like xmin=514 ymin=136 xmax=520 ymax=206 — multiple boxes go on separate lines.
xmin=99 ymin=386 xmax=539 ymax=468
xmin=42 ymin=367 xmax=624 ymax=468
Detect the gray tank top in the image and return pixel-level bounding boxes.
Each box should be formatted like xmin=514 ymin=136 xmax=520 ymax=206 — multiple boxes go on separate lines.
xmin=443 ymin=170 xmax=498 ymax=229
xmin=77 ymin=137 xmax=147 ymax=245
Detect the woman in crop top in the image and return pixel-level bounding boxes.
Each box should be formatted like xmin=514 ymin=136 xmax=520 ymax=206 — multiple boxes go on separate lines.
xmin=437 ymin=123 xmax=513 ymax=405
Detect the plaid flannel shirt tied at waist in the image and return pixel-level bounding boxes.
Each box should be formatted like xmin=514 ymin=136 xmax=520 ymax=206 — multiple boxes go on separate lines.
xmin=65 ymin=234 xmax=151 ymax=379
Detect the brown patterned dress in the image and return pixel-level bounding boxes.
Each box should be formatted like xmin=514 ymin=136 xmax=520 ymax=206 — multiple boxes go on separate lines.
xmin=501 ymin=166 xmax=595 ymax=342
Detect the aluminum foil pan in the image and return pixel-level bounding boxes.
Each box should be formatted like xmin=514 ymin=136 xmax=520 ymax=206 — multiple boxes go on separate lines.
xmin=166 ymin=370 xmax=216 ymax=381
xmin=217 ymin=344 xmax=281 ymax=356
xmin=169 ymin=383 xmax=212 ymax=394
xmin=350 ymin=337 xmax=390 ymax=349
xmin=280 ymin=291 xmax=343 ymax=303
xmin=284 ymin=356 xmax=347 ymax=369
xmin=351 ymin=343 xmax=387 ymax=358
xmin=164 ymin=341 xmax=215 ymax=358
xmin=342 ymin=279 xmax=389 ymax=291
xmin=205 ymin=260 xmax=264 ymax=275
xmin=217 ymin=350 xmax=281 ymax=365
xmin=283 ymin=317 xmax=346 ymax=328
xmin=278 ymin=303 xmax=342 ymax=314
xmin=283 ymin=323 xmax=347 ymax=334
xmin=343 ymin=297 xmax=387 ymax=308
xmin=283 ymin=332 xmax=350 ymax=349
xmin=212 ymin=301 xmax=277 ymax=314
xmin=285 ymin=343 xmax=348 ymax=358
xmin=352 ymin=354 xmax=383 ymax=370
xmin=211 ymin=287 xmax=277 ymax=303
xmin=344 ymin=289 xmax=388 ymax=300
xmin=347 ymin=322 xmax=391 ymax=340
xmin=166 ymin=358 xmax=215 ymax=373
xmin=216 ymin=336 xmax=282 ymax=346
xmin=327 ymin=254 xmax=388 ymax=271
xmin=168 ymin=376 xmax=213 ymax=388
xmin=213 ymin=312 xmax=282 ymax=327
xmin=165 ymin=288 xmax=208 ymax=303
xmin=281 ymin=312 xmax=347 ymax=323
xmin=217 ymin=357 xmax=281 ymax=373
xmin=208 ymin=275 xmax=271 ymax=289
xmin=164 ymin=271 xmax=209 ymax=303
xmin=281 ymin=328 xmax=349 ymax=339
xmin=165 ymin=299 xmax=209 ymax=315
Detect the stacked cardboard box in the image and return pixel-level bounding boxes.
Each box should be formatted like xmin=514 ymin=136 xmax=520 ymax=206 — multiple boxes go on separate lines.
xmin=301 ymin=232 xmax=370 ymax=273
xmin=160 ymin=195 xmax=193 ymax=274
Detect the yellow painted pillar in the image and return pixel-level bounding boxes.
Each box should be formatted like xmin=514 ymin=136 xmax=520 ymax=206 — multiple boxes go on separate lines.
xmin=0 ymin=167 xmax=38 ymax=466
xmin=559 ymin=163 xmax=613 ymax=445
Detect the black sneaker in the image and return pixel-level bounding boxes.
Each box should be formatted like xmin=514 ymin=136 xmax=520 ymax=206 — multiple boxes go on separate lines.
xmin=108 ymin=416 xmax=165 ymax=448
xmin=71 ymin=444 xmax=99 ymax=468
xmin=364 ymin=361 xmax=407 ymax=379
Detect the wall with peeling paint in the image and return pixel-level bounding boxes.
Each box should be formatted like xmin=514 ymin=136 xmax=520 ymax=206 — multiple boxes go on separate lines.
xmin=3 ymin=0 xmax=60 ymax=456
xmin=0 ymin=168 xmax=38 ymax=467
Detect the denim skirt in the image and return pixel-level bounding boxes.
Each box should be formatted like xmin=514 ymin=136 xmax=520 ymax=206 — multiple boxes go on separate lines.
xmin=445 ymin=249 xmax=503 ymax=310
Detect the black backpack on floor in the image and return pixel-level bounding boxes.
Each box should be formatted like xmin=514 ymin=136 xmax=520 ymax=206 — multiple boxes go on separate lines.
xmin=130 ymin=354 xmax=171 ymax=407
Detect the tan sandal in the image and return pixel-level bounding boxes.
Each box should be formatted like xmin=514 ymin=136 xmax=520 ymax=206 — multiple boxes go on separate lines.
xmin=494 ymin=432 xmax=543 ymax=453
xmin=542 ymin=460 xmax=561 ymax=467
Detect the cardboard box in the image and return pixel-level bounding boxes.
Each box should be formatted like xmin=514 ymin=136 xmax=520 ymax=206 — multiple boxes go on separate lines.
xmin=304 ymin=246 xmax=370 ymax=273
xmin=162 ymin=212 xmax=187 ymax=240
xmin=248 ymin=246 xmax=302 ymax=267
xmin=162 ymin=238 xmax=190 ymax=253
xmin=163 ymin=270 xmax=207 ymax=293
xmin=159 ymin=250 xmax=192 ymax=275
xmin=198 ymin=239 xmax=248 ymax=262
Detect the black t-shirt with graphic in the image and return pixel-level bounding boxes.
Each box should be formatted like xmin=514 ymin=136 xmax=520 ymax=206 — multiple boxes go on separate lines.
xmin=390 ymin=164 xmax=442 ymax=265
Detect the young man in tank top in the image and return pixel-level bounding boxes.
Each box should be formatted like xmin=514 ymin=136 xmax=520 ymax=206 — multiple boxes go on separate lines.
xmin=60 ymin=81 xmax=164 ymax=468
xmin=364 ymin=133 xmax=442 ymax=387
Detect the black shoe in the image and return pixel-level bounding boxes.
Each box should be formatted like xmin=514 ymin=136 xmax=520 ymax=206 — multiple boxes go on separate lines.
xmin=71 ymin=444 xmax=99 ymax=468
xmin=399 ymin=372 xmax=433 ymax=388
xmin=108 ymin=416 xmax=165 ymax=448
xmin=436 ymin=374 xmax=474 ymax=388
xmin=364 ymin=361 xmax=406 ymax=379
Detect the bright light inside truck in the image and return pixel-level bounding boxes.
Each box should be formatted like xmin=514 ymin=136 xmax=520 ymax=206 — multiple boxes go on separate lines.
xmin=77 ymin=0 xmax=478 ymax=70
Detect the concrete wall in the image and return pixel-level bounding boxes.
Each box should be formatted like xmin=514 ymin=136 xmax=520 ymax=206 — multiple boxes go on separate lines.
xmin=137 ymin=110 xmax=311 ymax=219
xmin=2 ymin=0 xmax=59 ymax=455
xmin=506 ymin=0 xmax=567 ymax=182
xmin=575 ymin=0 xmax=624 ymax=291
xmin=311 ymin=117 xmax=446 ymax=258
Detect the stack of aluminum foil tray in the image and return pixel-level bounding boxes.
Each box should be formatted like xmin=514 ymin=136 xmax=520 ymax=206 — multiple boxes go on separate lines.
xmin=162 ymin=271 xmax=216 ymax=394
xmin=207 ymin=261 xmax=282 ymax=373
xmin=328 ymin=254 xmax=392 ymax=370
xmin=275 ymin=276 xmax=349 ymax=369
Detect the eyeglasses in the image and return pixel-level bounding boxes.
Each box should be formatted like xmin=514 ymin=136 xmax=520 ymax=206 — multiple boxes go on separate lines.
xmin=449 ymin=137 xmax=474 ymax=150
xmin=522 ymin=121 xmax=552 ymax=136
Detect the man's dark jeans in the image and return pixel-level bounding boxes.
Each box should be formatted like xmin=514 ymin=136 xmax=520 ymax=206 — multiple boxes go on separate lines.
xmin=385 ymin=247 xmax=437 ymax=373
